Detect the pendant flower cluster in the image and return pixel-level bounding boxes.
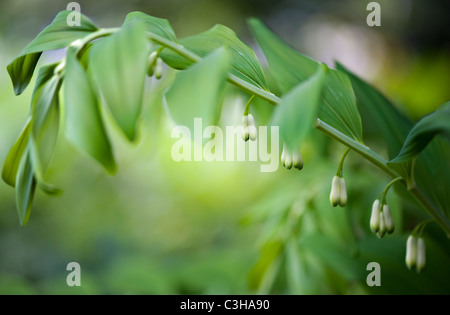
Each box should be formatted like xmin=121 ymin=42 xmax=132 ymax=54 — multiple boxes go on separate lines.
xmin=405 ymin=235 xmax=426 ymax=273
xmin=281 ymin=144 xmax=303 ymax=170
xmin=329 ymin=148 xmax=350 ymax=207
xmin=370 ymin=199 xmax=394 ymax=238
xmin=241 ymin=113 xmax=257 ymax=142
xmin=329 ymin=175 xmax=347 ymax=207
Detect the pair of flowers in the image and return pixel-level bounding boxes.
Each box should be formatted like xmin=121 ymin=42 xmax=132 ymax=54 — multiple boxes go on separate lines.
xmin=370 ymin=199 xmax=394 ymax=238
xmin=241 ymin=113 xmax=304 ymax=170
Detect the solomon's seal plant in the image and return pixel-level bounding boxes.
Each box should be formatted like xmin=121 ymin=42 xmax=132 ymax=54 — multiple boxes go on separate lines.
xmin=2 ymin=10 xmax=450 ymax=274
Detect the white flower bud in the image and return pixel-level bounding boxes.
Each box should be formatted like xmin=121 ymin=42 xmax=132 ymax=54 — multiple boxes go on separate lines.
xmin=329 ymin=176 xmax=341 ymax=207
xmin=292 ymin=151 xmax=303 ymax=170
xmin=281 ymin=146 xmax=286 ymax=165
xmin=247 ymin=113 xmax=255 ymax=126
xmin=284 ymin=152 xmax=292 ymax=169
xmin=241 ymin=115 xmax=249 ymax=141
xmin=240 ymin=114 xmax=257 ymax=141
xmin=405 ymin=235 xmax=417 ymax=270
xmin=147 ymin=51 xmax=158 ymax=76
xmin=241 ymin=126 xmax=249 ymax=141
xmin=155 ymin=57 xmax=163 ymax=79
xmin=248 ymin=125 xmax=257 ymax=141
xmin=416 ymin=237 xmax=426 ymax=273
xmin=377 ymin=211 xmax=386 ymax=238
xmin=370 ymin=199 xmax=381 ymax=233
xmin=241 ymin=115 xmax=248 ymax=127
xmin=383 ymin=204 xmax=394 ymax=234
xmin=338 ymin=177 xmax=347 ymax=207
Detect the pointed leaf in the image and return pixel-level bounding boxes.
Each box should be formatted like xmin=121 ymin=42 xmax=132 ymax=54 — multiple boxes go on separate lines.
xmin=319 ymin=69 xmax=364 ymax=143
xmin=249 ymin=19 xmax=363 ymax=142
xmin=338 ymin=63 xmax=450 ymax=216
xmin=123 ymin=11 xmax=177 ymax=41
xmin=165 ymin=47 xmax=231 ymax=133
xmin=29 ymin=64 xmax=61 ymax=180
xmin=64 ymin=47 xmax=116 ymax=173
xmin=2 ymin=118 xmax=32 ymax=187
xmin=272 ymin=64 xmax=327 ymax=150
xmin=248 ymin=18 xmax=317 ymax=93
xmin=7 ymin=10 xmax=98 ymax=95
xmin=160 ymin=24 xmax=268 ymax=91
xmin=89 ymin=21 xmax=147 ymax=141
xmin=389 ymin=102 xmax=450 ymax=163
xmin=15 ymin=153 xmax=36 ymax=227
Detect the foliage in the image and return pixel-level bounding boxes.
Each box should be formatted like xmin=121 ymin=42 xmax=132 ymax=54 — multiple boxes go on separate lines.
xmin=2 ymin=10 xmax=450 ymax=294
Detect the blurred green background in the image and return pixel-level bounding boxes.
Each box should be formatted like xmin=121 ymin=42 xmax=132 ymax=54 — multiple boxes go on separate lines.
xmin=0 ymin=0 xmax=449 ymax=294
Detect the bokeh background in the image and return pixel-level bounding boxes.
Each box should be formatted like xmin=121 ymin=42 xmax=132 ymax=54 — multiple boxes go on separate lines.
xmin=0 ymin=0 xmax=449 ymax=294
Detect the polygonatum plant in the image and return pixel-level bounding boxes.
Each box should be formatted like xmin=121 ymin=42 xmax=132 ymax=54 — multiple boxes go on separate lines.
xmin=2 ymin=10 xmax=450 ymax=272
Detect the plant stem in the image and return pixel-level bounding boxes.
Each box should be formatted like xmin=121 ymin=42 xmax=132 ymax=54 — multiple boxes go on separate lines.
xmin=336 ymin=148 xmax=351 ymax=177
xmin=244 ymin=95 xmax=255 ymax=115
xmin=145 ymin=32 xmax=280 ymax=104
xmin=315 ymin=119 xmax=397 ymax=177
xmin=378 ymin=177 xmax=403 ymax=203
xmin=142 ymin=29 xmax=450 ymax=236
xmin=315 ymin=119 xmax=450 ymax=235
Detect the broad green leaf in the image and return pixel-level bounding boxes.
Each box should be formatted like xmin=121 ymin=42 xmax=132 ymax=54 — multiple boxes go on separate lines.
xmin=90 ymin=21 xmax=147 ymax=141
xmin=160 ymin=24 xmax=268 ymax=91
xmin=64 ymin=47 xmax=116 ymax=173
xmin=79 ymin=43 xmax=93 ymax=69
xmin=248 ymin=18 xmax=317 ymax=93
xmin=336 ymin=62 xmax=414 ymax=184
xmin=389 ymin=102 xmax=450 ymax=163
xmin=15 ymin=152 xmax=36 ymax=227
xmin=165 ymin=47 xmax=232 ymax=133
xmin=320 ymin=70 xmax=364 ymax=143
xmin=338 ymin=63 xmax=450 ymax=216
xmin=123 ymin=11 xmax=177 ymax=42
xmin=28 ymin=64 xmax=63 ymax=195
xmin=29 ymin=64 xmax=61 ymax=178
xmin=7 ymin=10 xmax=98 ymax=95
xmin=249 ymin=19 xmax=363 ymax=143
xmin=7 ymin=53 xmax=42 ymax=96
xmin=271 ymin=64 xmax=327 ymax=151
xmin=2 ymin=118 xmax=32 ymax=187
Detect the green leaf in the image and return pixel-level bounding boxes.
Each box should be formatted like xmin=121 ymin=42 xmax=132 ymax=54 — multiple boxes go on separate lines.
xmin=249 ymin=19 xmax=363 ymax=143
xmin=160 ymin=24 xmax=268 ymax=91
xmin=90 ymin=21 xmax=147 ymax=141
xmin=64 ymin=47 xmax=116 ymax=173
xmin=7 ymin=10 xmax=98 ymax=95
xmin=78 ymin=43 xmax=94 ymax=69
xmin=271 ymin=64 xmax=327 ymax=151
xmin=338 ymin=63 xmax=450 ymax=216
xmin=2 ymin=118 xmax=32 ymax=187
xmin=389 ymin=102 xmax=450 ymax=163
xmin=319 ymin=69 xmax=364 ymax=143
xmin=248 ymin=18 xmax=317 ymax=93
xmin=123 ymin=11 xmax=177 ymax=42
xmin=165 ymin=47 xmax=232 ymax=133
xmin=7 ymin=53 xmax=42 ymax=96
xmin=29 ymin=64 xmax=61 ymax=179
xmin=15 ymin=153 xmax=36 ymax=227
xmin=336 ymin=62 xmax=414 ymax=182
